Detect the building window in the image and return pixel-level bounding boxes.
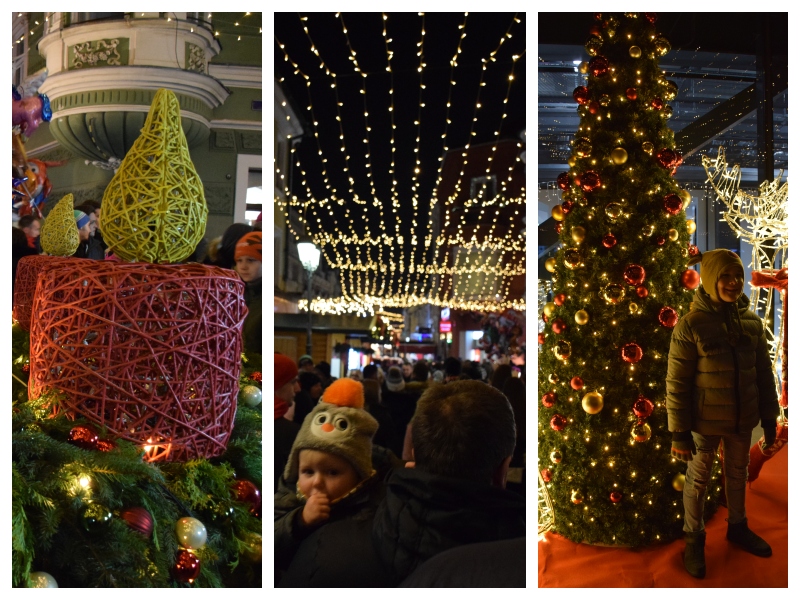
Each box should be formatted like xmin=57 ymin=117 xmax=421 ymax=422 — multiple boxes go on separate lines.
xmin=470 ymin=175 xmax=497 ymax=200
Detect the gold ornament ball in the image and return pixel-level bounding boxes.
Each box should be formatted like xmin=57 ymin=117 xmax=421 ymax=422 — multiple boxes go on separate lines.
xmin=545 ymin=257 xmax=557 ymax=273
xmin=574 ymin=309 xmax=589 ymax=325
xmin=543 ymin=302 xmax=557 ymax=317
xmin=668 ymin=228 xmax=679 ymax=242
xmin=686 ymin=220 xmax=697 ymax=235
xmin=642 ymin=141 xmax=654 ymax=154
xmin=564 ymin=249 xmax=582 ymax=270
xmin=599 ymin=94 xmax=611 ymax=107
xmin=629 ymin=302 xmax=639 ymax=314
xmin=611 ymin=147 xmax=628 ymax=165
xmin=629 ymin=45 xmax=642 ymax=58
xmin=631 ymin=421 xmax=652 ymax=443
xmin=672 ymin=473 xmax=686 ymax=492
xmin=571 ymin=490 xmax=584 ymax=504
xmin=553 ymin=340 xmax=572 ymax=360
xmin=642 ymin=223 xmax=655 ymax=237
xmin=604 ymin=202 xmax=623 ymax=220
xmin=550 ymin=450 xmax=563 ymax=464
xmin=579 ymin=61 xmax=589 ymax=74
xmin=548 ymin=373 xmax=560 ymax=384
xmin=567 ymin=156 xmax=577 ymax=167
xmin=581 ymin=391 xmax=604 ymax=415
xmin=678 ymin=189 xmax=692 ymax=208
xmin=552 ymin=205 xmax=565 ymax=221
xmin=571 ymin=226 xmax=587 ymax=244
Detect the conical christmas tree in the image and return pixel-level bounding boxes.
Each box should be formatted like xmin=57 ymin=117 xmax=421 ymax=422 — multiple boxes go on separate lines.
xmin=538 ymin=12 xmax=721 ymax=546
xmin=102 ymin=88 xmax=208 ymax=263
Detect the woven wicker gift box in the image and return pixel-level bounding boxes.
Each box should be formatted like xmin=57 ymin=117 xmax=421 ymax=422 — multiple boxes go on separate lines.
xmin=13 ymin=255 xmax=76 ymax=331
xmin=29 ymin=260 xmax=247 ymax=462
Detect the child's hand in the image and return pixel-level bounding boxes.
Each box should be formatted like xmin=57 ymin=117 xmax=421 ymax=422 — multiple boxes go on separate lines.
xmin=671 ymin=439 xmax=696 ymax=462
xmin=301 ymin=492 xmax=331 ymax=527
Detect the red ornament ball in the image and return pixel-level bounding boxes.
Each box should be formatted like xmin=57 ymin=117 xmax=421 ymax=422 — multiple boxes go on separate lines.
xmin=602 ymin=233 xmax=618 ymax=249
xmin=550 ymin=414 xmax=568 ymax=431
xmin=664 ymin=193 xmax=683 ymax=215
xmin=95 ymin=439 xmax=116 ymax=452
xmin=561 ymin=200 xmax=574 ymax=215
xmin=557 ymin=172 xmax=571 ymax=191
xmin=623 ymin=264 xmax=646 ymax=286
xmin=541 ymin=468 xmax=553 ymax=483
xmin=588 ymin=100 xmax=600 ymax=114
xmin=250 ymin=371 xmax=262 ymax=384
xmin=655 ymin=236 xmax=666 ymax=246
xmin=120 ymin=507 xmax=154 ymax=538
xmin=68 ymin=425 xmax=99 ymax=450
xmin=633 ymin=396 xmax=655 ymax=419
xmin=610 ymin=491 xmax=623 ymax=503
xmin=579 ymin=170 xmax=601 ymax=192
xmin=588 ymin=55 xmax=610 ymax=77
xmin=570 ymin=376 xmax=584 ymax=390
xmin=680 ymin=269 xmax=701 ymax=290
xmin=651 ymin=97 xmax=664 ymax=110
xmin=173 ymin=549 xmax=201 ymax=584
xmin=555 ymin=222 xmax=563 ymax=234
xmin=621 ymin=342 xmax=643 ymax=364
xmin=538 ymin=332 xmax=546 ymax=345
xmin=635 ymin=285 xmax=649 ymax=298
xmin=232 ymin=480 xmax=262 ymax=516
xmin=656 ymin=148 xmax=678 ymax=169
xmin=644 ymin=13 xmax=658 ymax=24
xmin=688 ymin=244 xmax=699 ymax=256
xmin=658 ymin=306 xmax=679 ymax=328
xmin=573 ymin=86 xmax=590 ymax=105
xmin=553 ymin=293 xmax=567 ymax=306
xmin=626 ymin=87 xmax=638 ymax=101
xmin=22 ymin=362 xmax=30 ymax=373
xmin=551 ymin=318 xmax=567 ymax=335
xmin=589 ymin=24 xmax=602 ymax=36
xmin=541 ymin=312 xmax=549 ymax=323
xmin=542 ymin=392 xmax=557 ymax=408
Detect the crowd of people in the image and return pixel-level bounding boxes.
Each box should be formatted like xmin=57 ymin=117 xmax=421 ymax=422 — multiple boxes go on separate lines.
xmin=12 ymin=208 xmax=263 ymax=357
xmin=273 ymin=352 xmax=527 ymax=587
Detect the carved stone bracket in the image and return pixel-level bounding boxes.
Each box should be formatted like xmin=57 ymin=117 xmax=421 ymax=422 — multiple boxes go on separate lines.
xmin=186 ymin=43 xmax=207 ymax=74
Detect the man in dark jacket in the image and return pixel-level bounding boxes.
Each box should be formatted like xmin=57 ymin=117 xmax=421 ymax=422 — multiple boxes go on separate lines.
xmin=274 ymin=353 xmax=301 ymax=492
xmin=372 ymin=381 xmax=525 ymax=585
xmin=667 ymin=249 xmax=779 ymax=579
xmin=72 ymin=208 xmax=104 ymax=260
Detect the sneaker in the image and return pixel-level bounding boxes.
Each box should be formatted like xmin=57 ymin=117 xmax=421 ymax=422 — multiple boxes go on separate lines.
xmin=726 ymin=518 xmax=772 ymax=557
xmin=684 ymin=530 xmax=706 ymax=578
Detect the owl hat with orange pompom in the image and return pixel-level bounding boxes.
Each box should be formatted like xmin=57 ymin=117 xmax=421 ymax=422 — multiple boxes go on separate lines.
xmin=283 ymin=378 xmax=378 ymax=483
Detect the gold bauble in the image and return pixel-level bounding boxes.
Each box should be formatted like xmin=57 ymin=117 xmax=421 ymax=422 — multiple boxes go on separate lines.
xmin=579 ymin=61 xmax=589 ymax=74
xmin=631 ymin=421 xmax=652 ymax=442
xmin=668 ymin=228 xmax=679 ymax=242
xmin=602 ymin=283 xmax=626 ymax=304
xmin=575 ymin=139 xmax=593 ymax=158
xmin=672 ymin=473 xmax=686 ymax=492
xmin=564 ymin=249 xmax=582 ymax=270
xmin=550 ymin=450 xmax=563 ymax=464
xmin=554 ymin=340 xmax=572 ymax=360
xmin=599 ymin=94 xmax=611 ymax=107
xmin=571 ymin=226 xmax=587 ymax=244
xmin=581 ymin=391 xmax=604 ymax=414
xmin=571 ymin=490 xmax=584 ymax=504
xmin=552 ymin=205 xmax=565 ymax=221
xmin=642 ymin=224 xmax=655 ymax=236
xmin=642 ymin=141 xmax=654 ymax=154
xmin=567 ymin=156 xmax=577 ymax=167
xmin=604 ymin=202 xmax=623 ymax=221
xmin=678 ymin=189 xmax=692 ymax=208
xmin=574 ymin=309 xmax=589 ymax=325
xmin=548 ymin=373 xmax=560 ymax=384
xmin=629 ymin=302 xmax=639 ymax=314
xmin=686 ymin=220 xmax=697 ymax=235
xmin=545 ymin=257 xmax=557 ymax=273
xmin=611 ymin=147 xmax=628 ymax=165
xmin=629 ymin=45 xmax=642 ymax=58
xmin=543 ymin=302 xmax=557 ymax=317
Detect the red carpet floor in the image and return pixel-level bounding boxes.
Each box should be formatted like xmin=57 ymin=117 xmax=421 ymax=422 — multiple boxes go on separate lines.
xmin=538 ymin=445 xmax=788 ymax=587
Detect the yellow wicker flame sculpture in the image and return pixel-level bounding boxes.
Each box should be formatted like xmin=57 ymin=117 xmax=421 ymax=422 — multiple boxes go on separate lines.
xmin=39 ymin=193 xmax=80 ymax=256
xmin=101 ymin=88 xmax=208 ymax=263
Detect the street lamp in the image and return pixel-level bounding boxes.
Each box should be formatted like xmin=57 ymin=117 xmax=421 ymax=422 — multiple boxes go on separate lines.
xmin=296 ymin=234 xmax=320 ymax=357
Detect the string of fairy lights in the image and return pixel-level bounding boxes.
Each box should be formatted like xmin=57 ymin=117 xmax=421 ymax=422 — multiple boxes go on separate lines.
xmin=276 ymin=12 xmax=526 ymax=315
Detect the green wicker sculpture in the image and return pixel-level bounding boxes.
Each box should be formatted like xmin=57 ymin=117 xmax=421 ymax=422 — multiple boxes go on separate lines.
xmin=39 ymin=193 xmax=79 ymax=256
xmin=101 ymin=88 xmax=208 ymax=263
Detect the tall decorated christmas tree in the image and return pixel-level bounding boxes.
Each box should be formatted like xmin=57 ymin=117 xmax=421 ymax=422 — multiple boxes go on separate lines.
xmin=538 ymin=12 xmax=721 ymax=546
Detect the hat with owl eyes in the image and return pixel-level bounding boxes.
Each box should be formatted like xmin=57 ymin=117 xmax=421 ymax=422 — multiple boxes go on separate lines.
xmin=283 ymin=378 xmax=379 ymax=482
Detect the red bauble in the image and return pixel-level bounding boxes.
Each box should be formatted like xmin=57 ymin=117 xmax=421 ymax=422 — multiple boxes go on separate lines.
xmin=680 ymin=269 xmax=701 ymax=290
xmin=120 ymin=507 xmax=154 ymax=537
xmin=664 ymin=193 xmax=683 ymax=215
xmin=623 ymin=264 xmax=646 ymax=286
xmin=610 ymin=491 xmax=623 ymax=503
xmin=95 ymin=439 xmax=116 ymax=452
xmin=541 ymin=312 xmax=549 ymax=323
xmin=541 ymin=468 xmax=553 ymax=483
xmin=658 ymin=306 xmax=679 ymax=328
xmin=589 ymin=24 xmax=602 ymax=36
xmin=651 ymin=97 xmax=664 ymax=110
xmin=554 ymin=293 xmax=567 ymax=306
xmin=542 ymin=392 xmax=557 ymax=408
xmin=644 ymin=13 xmax=658 ymax=24
xmin=557 ymin=172 xmax=571 ymax=191
xmin=573 ymin=86 xmax=590 ymax=105
xmin=561 ymin=200 xmax=574 ymax=215
xmin=635 ymin=285 xmax=649 ymax=298
xmin=555 ymin=222 xmax=563 ymax=234
xmin=550 ymin=414 xmax=568 ymax=431
xmin=656 ymin=148 xmax=678 ymax=169
xmin=633 ymin=396 xmax=655 ymax=419
xmin=621 ymin=342 xmax=643 ymax=363
xmin=588 ymin=56 xmax=609 ymax=77
xmin=551 ymin=318 xmax=567 ymax=335
xmin=655 ymin=236 xmax=666 ymax=246
xmin=250 ymin=371 xmax=262 ymax=384
xmin=570 ymin=376 xmax=584 ymax=390
xmin=538 ymin=332 xmax=546 ymax=345
xmin=22 ymin=363 xmax=30 ymax=373
xmin=68 ymin=425 xmax=99 ymax=450
xmin=588 ymin=100 xmax=600 ymax=114
xmin=579 ymin=170 xmax=601 ymax=192
xmin=688 ymin=244 xmax=699 ymax=256
xmin=626 ymin=87 xmax=638 ymax=101
xmin=602 ymin=233 xmax=618 ymax=249
xmin=173 ymin=549 xmax=201 ymax=584
xmin=232 ymin=480 xmax=262 ymax=516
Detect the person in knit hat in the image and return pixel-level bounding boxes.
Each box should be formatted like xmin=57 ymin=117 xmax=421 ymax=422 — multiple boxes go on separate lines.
xmin=667 ymin=249 xmax=779 ymax=579
xmin=275 ymin=378 xmax=393 ymax=587
xmin=274 ymin=353 xmax=301 ymax=492
xmin=72 ymin=209 xmax=104 ymax=259
xmin=235 ymin=231 xmax=262 ymax=356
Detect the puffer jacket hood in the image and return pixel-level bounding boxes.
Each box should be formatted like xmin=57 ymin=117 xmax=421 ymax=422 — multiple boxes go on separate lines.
xmin=372 ymin=467 xmax=525 ymax=585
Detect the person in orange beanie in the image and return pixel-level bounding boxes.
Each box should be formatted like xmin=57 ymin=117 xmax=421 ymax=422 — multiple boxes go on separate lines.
xmin=275 ymin=353 xmax=301 ymax=492
xmin=235 ymin=231 xmax=261 ymax=356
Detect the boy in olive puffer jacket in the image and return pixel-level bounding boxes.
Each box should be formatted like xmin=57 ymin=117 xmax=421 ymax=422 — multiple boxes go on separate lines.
xmin=666 ymin=249 xmax=779 ymax=579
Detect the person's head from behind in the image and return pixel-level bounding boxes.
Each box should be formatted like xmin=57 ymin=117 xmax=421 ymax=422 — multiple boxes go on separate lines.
xmin=362 ymin=363 xmax=379 ymax=381
xmin=443 ymin=356 xmax=462 ymax=381
xmin=411 ymin=381 xmax=516 ymax=487
xmin=286 ymin=378 xmax=378 ymax=501
xmin=490 ymin=363 xmax=513 ymax=390
xmin=234 ymin=231 xmax=262 ymax=283
xmin=412 ymin=360 xmax=429 ymax=382
xmin=315 ymin=361 xmax=332 ymax=380
xmin=219 ymin=223 xmax=253 ymax=268
xmin=299 ymin=371 xmax=323 ymax=400
xmin=18 ymin=215 xmax=41 ymax=239
xmin=12 ymin=226 xmax=29 ymax=248
xmin=274 ymin=353 xmax=300 ymax=406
